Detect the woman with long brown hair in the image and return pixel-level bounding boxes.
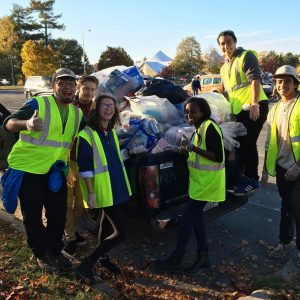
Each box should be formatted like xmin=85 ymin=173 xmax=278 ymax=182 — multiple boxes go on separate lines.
xmin=75 ymin=94 xmax=131 ymax=282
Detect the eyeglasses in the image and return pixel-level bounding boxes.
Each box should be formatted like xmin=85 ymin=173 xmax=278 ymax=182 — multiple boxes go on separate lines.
xmin=56 ymin=80 xmax=76 ymax=88
xmin=100 ymin=103 xmax=115 ymax=109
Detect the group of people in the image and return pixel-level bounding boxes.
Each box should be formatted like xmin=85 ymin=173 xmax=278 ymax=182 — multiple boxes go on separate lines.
xmin=156 ymin=30 xmax=300 ymax=275
xmin=2 ymin=29 xmax=300 ymax=284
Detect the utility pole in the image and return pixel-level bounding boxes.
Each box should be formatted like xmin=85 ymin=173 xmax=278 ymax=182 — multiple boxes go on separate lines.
xmin=82 ymin=29 xmax=91 ymax=75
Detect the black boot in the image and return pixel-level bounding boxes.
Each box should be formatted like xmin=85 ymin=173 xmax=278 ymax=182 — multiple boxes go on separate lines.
xmin=156 ymin=254 xmax=182 ymax=272
xmin=184 ymin=251 xmax=210 ymax=276
xmin=75 ymin=259 xmax=95 ymax=284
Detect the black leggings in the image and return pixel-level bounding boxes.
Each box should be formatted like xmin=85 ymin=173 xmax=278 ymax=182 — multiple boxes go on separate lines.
xmin=86 ymin=205 xmax=126 ymax=265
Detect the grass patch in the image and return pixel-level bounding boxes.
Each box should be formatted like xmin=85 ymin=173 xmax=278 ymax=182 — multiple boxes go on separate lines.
xmin=0 ymin=219 xmax=106 ymax=299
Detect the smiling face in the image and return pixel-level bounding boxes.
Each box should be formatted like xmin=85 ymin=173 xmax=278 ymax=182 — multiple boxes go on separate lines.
xmin=275 ymin=75 xmax=299 ymax=101
xmin=218 ymin=34 xmax=237 ymax=60
xmin=52 ymin=77 xmax=76 ymax=104
xmin=77 ymin=80 xmax=97 ymax=105
xmin=98 ymin=97 xmax=116 ymax=127
xmin=185 ymin=102 xmax=204 ymax=126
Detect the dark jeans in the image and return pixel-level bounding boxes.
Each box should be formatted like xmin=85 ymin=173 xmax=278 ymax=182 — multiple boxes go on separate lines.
xmin=235 ymin=101 xmax=269 ymax=180
xmin=173 ymin=198 xmax=208 ymax=259
xmin=86 ymin=204 xmax=127 ymax=266
xmin=276 ymin=164 xmax=300 ymax=250
xmin=19 ymin=171 xmax=67 ymax=258
xmin=193 ymin=89 xmax=199 ymax=95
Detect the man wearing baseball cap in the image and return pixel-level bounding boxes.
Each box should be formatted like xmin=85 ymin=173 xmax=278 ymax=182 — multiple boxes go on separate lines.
xmin=2 ymin=67 xmax=84 ymax=273
xmin=261 ymin=65 xmax=300 ymax=264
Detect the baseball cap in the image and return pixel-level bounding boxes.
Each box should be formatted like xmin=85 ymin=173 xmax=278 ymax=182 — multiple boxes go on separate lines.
xmin=273 ymin=65 xmax=300 ymax=83
xmin=52 ymin=68 xmax=76 ymax=82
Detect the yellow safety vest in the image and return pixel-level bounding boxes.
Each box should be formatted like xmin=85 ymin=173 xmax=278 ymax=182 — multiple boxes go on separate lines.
xmin=78 ymin=127 xmax=132 ymax=208
xmin=220 ymin=50 xmax=267 ymax=114
xmin=188 ymin=120 xmax=225 ymax=202
xmin=266 ymin=96 xmax=300 ymax=176
xmin=8 ymin=95 xmax=82 ymax=174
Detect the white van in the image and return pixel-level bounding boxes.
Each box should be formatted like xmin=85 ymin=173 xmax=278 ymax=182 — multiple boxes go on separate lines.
xmin=24 ymin=76 xmax=52 ymax=99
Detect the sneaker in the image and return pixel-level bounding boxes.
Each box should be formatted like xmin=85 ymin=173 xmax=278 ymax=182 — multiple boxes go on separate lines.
xmin=75 ymin=232 xmax=87 ymax=246
xmin=234 ymin=176 xmax=259 ymax=196
xmin=98 ymin=255 xmax=121 ymax=275
xmin=156 ymin=254 xmax=182 ymax=272
xmin=270 ymin=241 xmax=296 ymax=259
xmin=63 ymin=240 xmax=76 ymax=256
xmin=54 ymin=253 xmax=73 ymax=271
xmin=36 ymin=254 xmax=58 ymax=273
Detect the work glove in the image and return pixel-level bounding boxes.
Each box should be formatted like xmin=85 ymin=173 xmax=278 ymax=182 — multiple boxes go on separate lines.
xmin=26 ymin=110 xmax=43 ymax=131
xmin=285 ymin=163 xmax=300 ymax=181
xmin=88 ymin=193 xmax=96 ymax=209
xmin=249 ymin=104 xmax=260 ymax=122
xmin=260 ymin=170 xmax=269 ymax=189
xmin=165 ymin=145 xmax=181 ymax=154
xmin=181 ymin=134 xmax=194 ymax=152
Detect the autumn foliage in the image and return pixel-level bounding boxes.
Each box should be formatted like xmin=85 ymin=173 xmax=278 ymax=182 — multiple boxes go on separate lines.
xmin=21 ymin=40 xmax=58 ymax=77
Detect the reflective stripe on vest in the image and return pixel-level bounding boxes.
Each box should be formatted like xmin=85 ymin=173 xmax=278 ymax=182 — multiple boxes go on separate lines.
xmin=19 ymin=96 xmax=80 ymax=149
xmin=266 ymin=96 xmax=300 ymax=176
xmin=187 ymin=120 xmax=225 ymax=202
xmin=221 ymin=50 xmax=267 ymax=114
xmin=83 ymin=127 xmax=109 ymax=174
xmin=188 ymin=123 xmax=225 ymax=171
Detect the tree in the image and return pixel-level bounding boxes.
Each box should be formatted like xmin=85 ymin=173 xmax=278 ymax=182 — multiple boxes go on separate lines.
xmin=50 ymin=38 xmax=92 ymax=74
xmin=259 ymin=51 xmax=279 ymax=74
xmin=159 ymin=65 xmax=176 ymax=79
xmin=97 ymin=46 xmax=134 ymax=70
xmin=30 ymin=0 xmax=65 ymax=46
xmin=0 ymin=16 xmax=18 ymax=84
xmin=9 ymin=4 xmax=43 ymax=83
xmin=21 ymin=40 xmax=58 ymax=77
xmin=203 ymin=47 xmax=223 ymax=74
xmin=283 ymin=52 xmax=298 ymax=67
xmin=171 ymin=36 xmax=204 ymax=77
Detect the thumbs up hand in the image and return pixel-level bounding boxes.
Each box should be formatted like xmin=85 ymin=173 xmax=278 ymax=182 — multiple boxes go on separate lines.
xmin=26 ymin=110 xmax=43 ymax=131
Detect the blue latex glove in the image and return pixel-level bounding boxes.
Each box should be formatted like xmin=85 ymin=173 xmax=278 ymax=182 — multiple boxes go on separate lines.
xmin=48 ymin=160 xmax=68 ymax=192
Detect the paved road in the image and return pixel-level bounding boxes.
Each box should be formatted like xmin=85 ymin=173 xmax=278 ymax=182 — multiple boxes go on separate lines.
xmin=0 ymin=90 xmax=283 ymax=294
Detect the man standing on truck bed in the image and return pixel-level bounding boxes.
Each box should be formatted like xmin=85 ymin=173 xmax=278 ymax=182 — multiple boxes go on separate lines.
xmin=217 ymin=30 xmax=269 ymax=196
xmin=2 ymin=68 xmax=84 ymax=273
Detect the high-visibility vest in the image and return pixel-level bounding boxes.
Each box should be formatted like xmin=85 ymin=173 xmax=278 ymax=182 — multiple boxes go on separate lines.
xmin=78 ymin=126 xmax=132 ymax=208
xmin=8 ymin=95 xmax=82 ymax=174
xmin=266 ymin=96 xmax=300 ymax=176
xmin=220 ymin=50 xmax=267 ymax=114
xmin=188 ymin=119 xmax=225 ymax=202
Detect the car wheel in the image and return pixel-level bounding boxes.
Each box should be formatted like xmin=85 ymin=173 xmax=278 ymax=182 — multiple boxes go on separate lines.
xmin=81 ymin=208 xmax=101 ymax=234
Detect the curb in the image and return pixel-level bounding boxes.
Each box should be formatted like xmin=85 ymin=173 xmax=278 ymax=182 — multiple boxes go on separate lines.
xmin=0 ymin=207 xmax=25 ymax=233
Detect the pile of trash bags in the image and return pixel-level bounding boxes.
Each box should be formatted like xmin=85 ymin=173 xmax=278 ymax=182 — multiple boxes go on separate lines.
xmin=92 ymin=66 xmax=246 ymax=155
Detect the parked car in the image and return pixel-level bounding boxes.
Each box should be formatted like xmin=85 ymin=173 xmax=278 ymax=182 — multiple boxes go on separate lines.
xmin=24 ymin=76 xmax=52 ymax=99
xmin=184 ymin=74 xmax=224 ymax=96
xmin=0 ymin=79 xmax=11 ymax=86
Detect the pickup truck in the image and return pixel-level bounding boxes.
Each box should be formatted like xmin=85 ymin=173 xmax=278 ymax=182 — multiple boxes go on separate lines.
xmin=83 ymin=148 xmax=248 ymax=232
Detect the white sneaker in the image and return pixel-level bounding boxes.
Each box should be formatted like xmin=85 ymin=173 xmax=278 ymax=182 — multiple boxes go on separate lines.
xmin=270 ymin=241 xmax=296 ymax=259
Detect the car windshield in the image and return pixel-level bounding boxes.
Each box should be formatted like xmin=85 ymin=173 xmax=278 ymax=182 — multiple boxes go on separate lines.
xmin=43 ymin=77 xmax=52 ymax=86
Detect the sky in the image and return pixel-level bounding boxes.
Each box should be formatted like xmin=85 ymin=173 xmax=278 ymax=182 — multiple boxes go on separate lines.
xmin=1 ymin=0 xmax=300 ymax=65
